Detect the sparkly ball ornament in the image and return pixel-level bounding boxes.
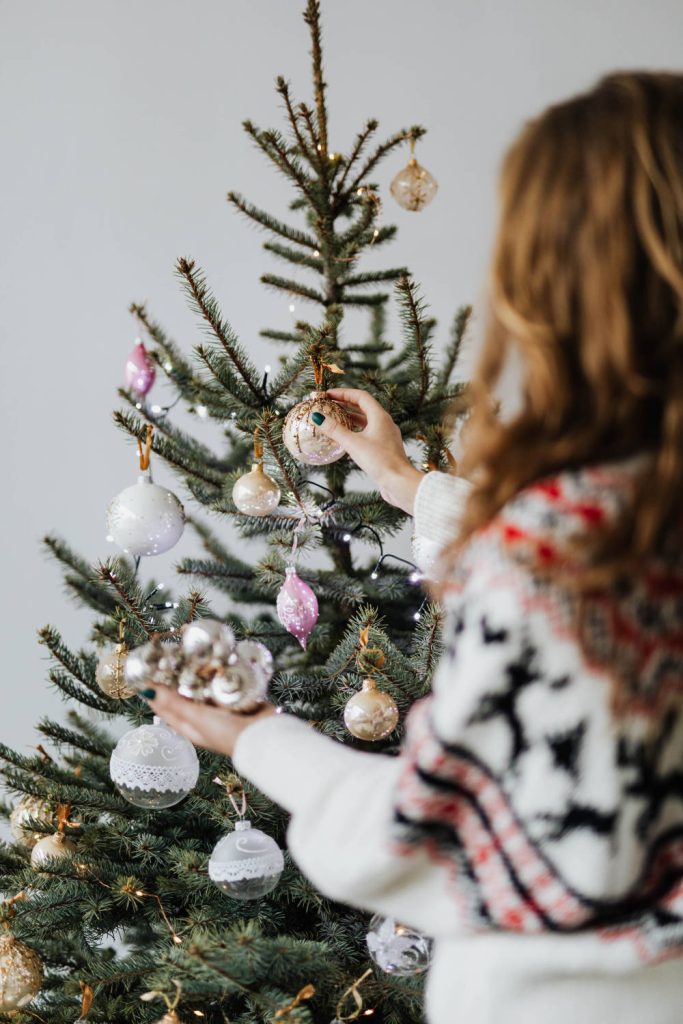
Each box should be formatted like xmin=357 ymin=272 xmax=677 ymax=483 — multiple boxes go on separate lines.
xmin=282 ymin=392 xmax=352 ymax=466
xmin=232 ymin=464 xmax=281 ymax=516
xmin=124 ymin=636 xmax=183 ymax=692
xmin=390 ymin=137 xmax=438 ymax=212
xmin=0 ymin=934 xmax=43 ymax=1012
xmin=344 ymin=677 xmax=399 ymax=741
xmin=209 ymin=819 xmax=284 ymax=900
xmin=30 ymin=832 xmax=78 ymax=869
xmin=277 ymin=567 xmax=319 ymax=649
xmin=9 ymin=796 xmax=54 ymax=849
xmin=110 ymin=717 xmax=199 ymax=809
xmin=106 ymin=426 xmax=185 ymax=558
xmin=125 ymin=339 xmax=156 ymax=396
xmin=96 ymin=625 xmax=135 ymax=699
xmin=366 ymin=914 xmax=433 ymax=976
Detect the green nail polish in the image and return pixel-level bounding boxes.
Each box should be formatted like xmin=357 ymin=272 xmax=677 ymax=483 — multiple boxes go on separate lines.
xmin=311 ymin=411 xmax=325 ymax=425
xmin=140 ymin=688 xmax=156 ymax=699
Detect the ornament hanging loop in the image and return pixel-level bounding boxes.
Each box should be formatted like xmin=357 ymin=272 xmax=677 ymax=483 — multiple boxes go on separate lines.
xmin=213 ymin=775 xmax=247 ymax=819
xmin=253 ymin=427 xmax=264 ymax=463
xmin=334 ymin=967 xmax=373 ymax=1021
xmin=137 ymin=424 xmax=153 ymax=472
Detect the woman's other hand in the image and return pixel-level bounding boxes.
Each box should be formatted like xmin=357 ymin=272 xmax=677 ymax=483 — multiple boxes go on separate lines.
xmin=311 ymin=387 xmax=424 ymax=514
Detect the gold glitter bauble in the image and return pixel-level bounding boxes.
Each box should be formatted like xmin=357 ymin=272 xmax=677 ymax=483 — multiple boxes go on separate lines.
xmin=96 ymin=644 xmax=135 ymax=699
xmin=390 ymin=158 xmax=438 ymax=212
xmin=9 ymin=796 xmax=54 ymax=849
xmin=282 ymin=392 xmax=352 ymax=466
xmin=232 ymin=463 xmax=281 ymax=516
xmin=0 ymin=934 xmax=43 ymax=1011
xmin=30 ymin=832 xmax=78 ymax=870
xmin=343 ymin=678 xmax=399 ymax=741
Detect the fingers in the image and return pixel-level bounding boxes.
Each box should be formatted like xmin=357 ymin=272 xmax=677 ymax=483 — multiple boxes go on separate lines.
xmin=325 ymin=387 xmax=386 ymax=420
xmin=146 ymin=686 xmax=222 ymax=746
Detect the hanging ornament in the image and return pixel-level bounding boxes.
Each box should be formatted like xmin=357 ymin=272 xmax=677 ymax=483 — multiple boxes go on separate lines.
xmin=365 ymin=914 xmax=433 ymax=976
xmin=30 ymin=804 xmax=78 ymax=869
xmin=390 ymin=136 xmax=438 ymax=212
xmin=96 ymin=621 xmax=135 ymax=699
xmin=344 ymin=678 xmax=398 ymax=742
xmin=125 ymin=338 xmax=156 ymax=396
xmin=232 ymin=428 xmax=281 ymax=516
xmin=9 ymin=795 xmax=54 ymax=850
xmin=141 ymin=980 xmax=186 ymax=1023
xmin=106 ymin=425 xmax=185 ymax=558
xmin=282 ymin=351 xmax=350 ymax=465
xmin=110 ymin=717 xmax=199 ymax=809
xmin=0 ymin=933 xmax=43 ymax=1012
xmin=208 ymin=785 xmax=284 ymax=900
xmin=277 ymin=567 xmax=318 ymax=649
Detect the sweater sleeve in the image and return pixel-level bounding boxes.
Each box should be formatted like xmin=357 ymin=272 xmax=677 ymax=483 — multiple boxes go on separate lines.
xmin=411 ymin=471 xmax=472 ymax=578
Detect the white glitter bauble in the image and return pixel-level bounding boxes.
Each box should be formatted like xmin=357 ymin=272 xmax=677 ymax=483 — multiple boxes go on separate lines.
xmin=181 ymin=620 xmax=235 ymax=660
xmin=366 ymin=915 xmax=432 ymax=975
xmin=106 ymin=473 xmax=185 ymax=557
xmin=30 ymin=832 xmax=78 ymax=869
xmin=96 ymin=644 xmax=135 ymax=699
xmin=282 ymin=392 xmax=352 ymax=465
xmin=9 ymin=796 xmax=54 ymax=849
xmin=0 ymin=934 xmax=43 ymax=1011
xmin=343 ymin=678 xmax=399 ymax=741
xmin=232 ymin=463 xmax=281 ymax=516
xmin=207 ymin=659 xmax=268 ymax=712
xmin=110 ymin=717 xmax=199 ymax=809
xmin=123 ymin=638 xmax=182 ymax=692
xmin=208 ymin=819 xmax=284 ymax=900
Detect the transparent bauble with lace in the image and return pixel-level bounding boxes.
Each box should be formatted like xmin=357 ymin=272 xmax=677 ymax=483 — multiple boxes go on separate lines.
xmin=208 ymin=819 xmax=284 ymax=900
xmin=109 ymin=716 xmax=199 ymax=809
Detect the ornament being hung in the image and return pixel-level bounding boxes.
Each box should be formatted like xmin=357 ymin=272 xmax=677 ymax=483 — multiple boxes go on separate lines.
xmin=390 ymin=135 xmax=438 ymax=212
xmin=277 ymin=566 xmax=319 ymax=650
xmin=96 ymin=621 xmax=135 ymax=699
xmin=30 ymin=804 xmax=78 ymax=869
xmin=282 ymin=352 xmax=350 ymax=465
xmin=232 ymin=428 xmax=281 ymax=516
xmin=141 ymin=980 xmax=186 ymax=1024
xmin=125 ymin=338 xmax=156 ymax=396
xmin=110 ymin=717 xmax=199 ymax=809
xmin=9 ymin=795 xmax=54 ymax=850
xmin=208 ymin=784 xmax=284 ymax=900
xmin=343 ymin=677 xmax=398 ymax=741
xmin=366 ymin=914 xmax=433 ymax=976
xmin=0 ymin=932 xmax=43 ymax=1013
xmin=106 ymin=425 xmax=185 ymax=558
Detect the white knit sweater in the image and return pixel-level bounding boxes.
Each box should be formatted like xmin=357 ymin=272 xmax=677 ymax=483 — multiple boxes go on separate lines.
xmin=234 ymin=466 xmax=683 ymax=1024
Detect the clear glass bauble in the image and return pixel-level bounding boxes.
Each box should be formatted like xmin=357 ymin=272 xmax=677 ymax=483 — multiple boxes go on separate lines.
xmin=343 ymin=678 xmax=399 ymax=741
xmin=232 ymin=463 xmax=281 ymax=516
xmin=366 ymin=914 xmax=433 ymax=976
xmin=389 ymin=158 xmax=438 ymax=212
xmin=282 ymin=392 xmax=352 ymax=465
xmin=96 ymin=644 xmax=135 ymax=699
xmin=106 ymin=473 xmax=185 ymax=557
xmin=9 ymin=796 xmax=54 ymax=849
xmin=30 ymin=832 xmax=78 ymax=869
xmin=208 ymin=819 xmax=284 ymax=900
xmin=0 ymin=934 xmax=43 ymax=1011
xmin=109 ymin=717 xmax=199 ymax=809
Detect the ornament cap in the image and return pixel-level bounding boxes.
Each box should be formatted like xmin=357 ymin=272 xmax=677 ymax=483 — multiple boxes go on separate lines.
xmin=235 ymin=819 xmax=252 ymax=832
xmin=361 ymin=677 xmax=378 ymax=692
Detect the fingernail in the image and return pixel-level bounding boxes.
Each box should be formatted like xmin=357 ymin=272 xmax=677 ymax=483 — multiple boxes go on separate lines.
xmin=139 ymin=688 xmax=156 ymax=699
xmin=311 ymin=412 xmax=325 ymax=425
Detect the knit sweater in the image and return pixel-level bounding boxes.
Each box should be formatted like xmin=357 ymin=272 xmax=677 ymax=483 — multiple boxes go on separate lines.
xmin=233 ymin=461 xmax=683 ymax=1024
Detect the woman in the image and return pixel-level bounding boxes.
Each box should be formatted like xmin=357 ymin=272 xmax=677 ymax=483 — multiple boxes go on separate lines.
xmin=144 ymin=72 xmax=683 ymax=1023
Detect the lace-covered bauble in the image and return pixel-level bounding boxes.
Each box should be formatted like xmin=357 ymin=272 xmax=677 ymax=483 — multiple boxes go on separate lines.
xmin=106 ymin=473 xmax=185 ymax=557
xmin=366 ymin=915 xmax=432 ymax=975
xmin=110 ymin=717 xmax=199 ymax=809
xmin=9 ymin=796 xmax=54 ymax=849
xmin=209 ymin=819 xmax=284 ymax=900
xmin=0 ymin=934 xmax=43 ymax=1011
xmin=282 ymin=392 xmax=352 ymax=465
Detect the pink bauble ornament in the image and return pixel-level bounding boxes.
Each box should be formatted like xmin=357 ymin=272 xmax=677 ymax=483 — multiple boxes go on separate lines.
xmin=276 ymin=567 xmax=318 ymax=649
xmin=125 ymin=340 xmax=156 ymax=396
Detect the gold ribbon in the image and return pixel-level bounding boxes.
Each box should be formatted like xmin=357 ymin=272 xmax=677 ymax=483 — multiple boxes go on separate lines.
xmin=274 ymin=983 xmax=316 ymax=1019
xmin=137 ymin=424 xmax=153 ymax=471
xmin=334 ymin=968 xmax=373 ymax=1021
xmin=79 ymin=981 xmax=94 ymax=1017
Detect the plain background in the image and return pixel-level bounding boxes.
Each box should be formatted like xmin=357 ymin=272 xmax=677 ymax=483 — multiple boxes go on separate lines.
xmin=1 ymin=0 xmax=682 ymax=764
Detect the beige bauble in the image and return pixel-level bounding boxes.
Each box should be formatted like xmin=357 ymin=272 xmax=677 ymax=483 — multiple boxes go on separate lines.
xmin=343 ymin=678 xmax=399 ymax=741
xmin=30 ymin=832 xmax=78 ymax=869
xmin=9 ymin=796 xmax=54 ymax=849
xmin=96 ymin=644 xmax=135 ymax=699
xmin=282 ymin=392 xmax=352 ymax=466
xmin=390 ymin=158 xmax=438 ymax=212
xmin=0 ymin=934 xmax=43 ymax=1011
xmin=232 ymin=463 xmax=281 ymax=516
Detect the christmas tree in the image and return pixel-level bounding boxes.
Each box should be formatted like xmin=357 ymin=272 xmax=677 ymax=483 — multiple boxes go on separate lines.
xmin=0 ymin=4 xmax=470 ymax=1022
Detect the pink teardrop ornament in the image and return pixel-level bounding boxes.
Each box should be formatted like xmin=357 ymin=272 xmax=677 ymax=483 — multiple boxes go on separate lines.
xmin=125 ymin=341 xmax=156 ymax=396
xmin=276 ymin=567 xmax=319 ymax=649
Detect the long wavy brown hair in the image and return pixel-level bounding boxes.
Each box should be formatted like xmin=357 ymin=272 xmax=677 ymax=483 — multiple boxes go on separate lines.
xmin=449 ymin=71 xmax=683 ymax=586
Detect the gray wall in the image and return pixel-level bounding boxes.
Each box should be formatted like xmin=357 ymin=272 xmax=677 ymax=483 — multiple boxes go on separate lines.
xmin=2 ymin=0 xmax=682 ymax=759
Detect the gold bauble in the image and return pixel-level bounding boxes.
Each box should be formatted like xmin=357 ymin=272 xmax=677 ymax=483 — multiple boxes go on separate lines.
xmin=343 ymin=678 xmax=399 ymax=741
xmin=96 ymin=643 xmax=135 ymax=699
xmin=390 ymin=158 xmax=438 ymax=212
xmin=232 ymin=463 xmax=281 ymax=516
xmin=154 ymin=1013 xmax=182 ymax=1024
xmin=282 ymin=392 xmax=352 ymax=466
xmin=30 ymin=832 xmax=78 ymax=870
xmin=9 ymin=796 xmax=54 ymax=849
xmin=0 ymin=934 xmax=43 ymax=1011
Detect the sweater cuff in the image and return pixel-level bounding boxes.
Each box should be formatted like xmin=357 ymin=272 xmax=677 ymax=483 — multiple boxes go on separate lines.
xmin=232 ymin=713 xmax=351 ymax=815
xmin=413 ymin=471 xmax=473 ymax=550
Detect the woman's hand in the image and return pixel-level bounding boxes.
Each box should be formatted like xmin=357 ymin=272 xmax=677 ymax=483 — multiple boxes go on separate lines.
xmin=140 ymin=685 xmax=277 ymax=757
xmin=312 ymin=387 xmax=424 ymax=514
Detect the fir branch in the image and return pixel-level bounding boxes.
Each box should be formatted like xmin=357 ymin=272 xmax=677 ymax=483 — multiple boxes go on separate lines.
xmin=396 ymin=276 xmax=432 ymax=406
xmin=275 ymin=77 xmax=316 ymax=164
xmin=263 ymin=240 xmax=323 ymax=273
xmin=303 ymin=0 xmax=329 ymax=158
xmin=112 ymin=410 xmax=225 ymax=488
xmin=341 ymin=268 xmax=407 ymax=287
xmin=259 ymin=328 xmax=302 ymax=343
xmin=334 ymin=119 xmax=379 ymax=198
xmin=228 ymin=191 xmax=318 ymax=250
xmin=260 ymin=274 xmax=326 ymax=305
xmin=96 ymin=561 xmax=155 ymax=640
xmin=345 ymin=124 xmax=426 ymax=197
xmin=242 ymin=122 xmax=319 ymax=208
